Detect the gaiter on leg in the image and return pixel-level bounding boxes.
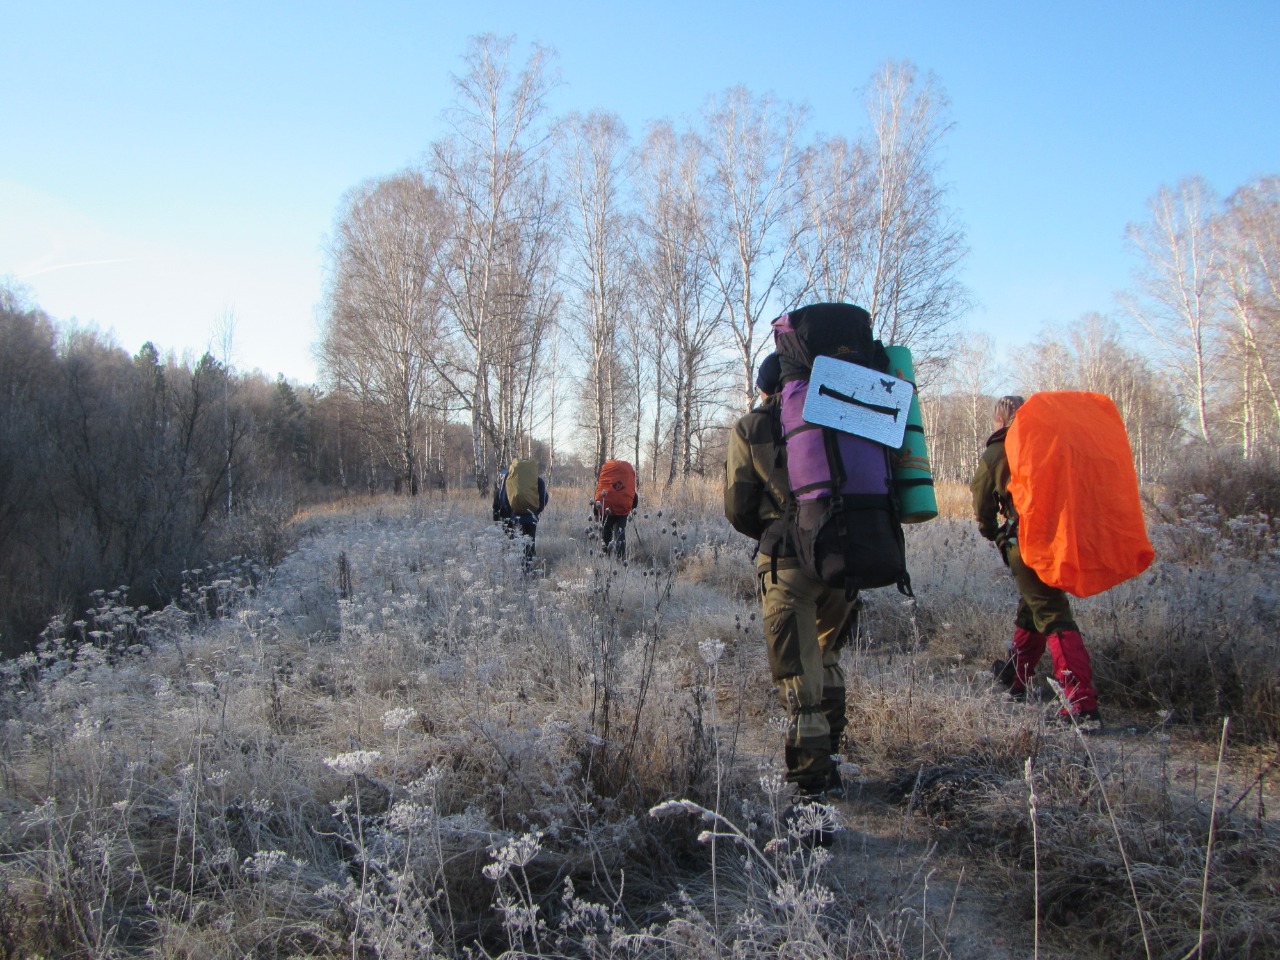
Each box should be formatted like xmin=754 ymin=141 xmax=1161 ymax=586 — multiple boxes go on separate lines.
xmin=1010 ymin=625 xmax=1048 ymax=693
xmin=1046 ymin=629 xmax=1097 ymax=713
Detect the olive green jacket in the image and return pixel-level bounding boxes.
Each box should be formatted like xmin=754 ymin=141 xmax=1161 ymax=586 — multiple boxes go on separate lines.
xmin=970 ymin=426 xmax=1016 ymax=543
xmin=724 ymin=396 xmax=797 ymax=570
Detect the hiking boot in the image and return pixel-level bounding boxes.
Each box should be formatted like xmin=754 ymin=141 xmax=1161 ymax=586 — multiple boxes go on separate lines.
xmin=1050 ymin=707 xmax=1103 ymax=734
xmin=825 ymin=765 xmax=846 ymax=800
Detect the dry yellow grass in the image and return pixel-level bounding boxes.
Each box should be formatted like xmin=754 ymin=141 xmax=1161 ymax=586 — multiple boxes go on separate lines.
xmin=1 ymin=481 xmax=1277 ymax=959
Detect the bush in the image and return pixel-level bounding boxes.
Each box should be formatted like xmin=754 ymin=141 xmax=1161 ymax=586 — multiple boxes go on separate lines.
xmin=1157 ymin=445 xmax=1280 ymax=520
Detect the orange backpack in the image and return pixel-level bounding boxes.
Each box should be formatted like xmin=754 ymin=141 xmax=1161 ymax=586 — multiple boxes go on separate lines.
xmin=1006 ymin=391 xmax=1155 ymax=597
xmin=595 ymin=460 xmax=637 ymax=517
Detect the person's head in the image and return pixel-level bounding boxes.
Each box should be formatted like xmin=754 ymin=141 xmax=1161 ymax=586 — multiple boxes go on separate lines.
xmin=756 ymin=353 xmax=781 ymax=398
xmin=993 ymin=395 xmax=1025 ymax=430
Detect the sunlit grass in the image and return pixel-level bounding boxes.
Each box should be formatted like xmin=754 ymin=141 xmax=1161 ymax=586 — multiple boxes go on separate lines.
xmin=0 ymin=478 xmax=1276 ymax=958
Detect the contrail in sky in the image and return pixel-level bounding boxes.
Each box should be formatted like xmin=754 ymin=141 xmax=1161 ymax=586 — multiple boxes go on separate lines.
xmin=21 ymin=257 xmax=145 ymax=278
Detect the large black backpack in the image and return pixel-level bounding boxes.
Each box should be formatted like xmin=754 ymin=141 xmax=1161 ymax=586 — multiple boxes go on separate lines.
xmin=771 ymin=303 xmax=911 ymax=597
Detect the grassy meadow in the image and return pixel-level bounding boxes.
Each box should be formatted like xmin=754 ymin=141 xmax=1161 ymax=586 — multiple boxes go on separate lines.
xmin=1 ymin=479 xmax=1277 ymax=959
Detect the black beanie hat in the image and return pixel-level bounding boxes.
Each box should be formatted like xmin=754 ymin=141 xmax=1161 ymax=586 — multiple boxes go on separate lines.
xmin=756 ymin=353 xmax=781 ymax=395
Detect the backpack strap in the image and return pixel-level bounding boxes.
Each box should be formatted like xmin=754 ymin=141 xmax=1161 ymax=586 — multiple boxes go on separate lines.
xmin=769 ymin=496 xmax=798 ymax=586
xmin=785 ymin=422 xmax=834 ymax=498
xmin=819 ymin=425 xmax=863 ymax=601
xmin=767 ymin=401 xmax=790 ymax=585
xmin=888 ymin=457 xmax=914 ymax=598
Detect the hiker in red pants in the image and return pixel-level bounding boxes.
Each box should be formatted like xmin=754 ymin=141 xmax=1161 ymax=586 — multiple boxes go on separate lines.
xmin=970 ymin=395 xmax=1102 ymax=729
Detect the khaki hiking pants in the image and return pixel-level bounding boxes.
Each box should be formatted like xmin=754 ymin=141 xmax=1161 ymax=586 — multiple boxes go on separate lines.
xmin=759 ymin=565 xmax=858 ymax=794
xmin=1006 ymin=541 xmax=1077 ymax=635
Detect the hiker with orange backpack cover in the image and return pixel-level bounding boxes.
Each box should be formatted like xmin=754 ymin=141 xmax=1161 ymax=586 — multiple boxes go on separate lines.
xmin=971 ymin=395 xmax=1101 ymax=729
xmin=592 ymin=459 xmax=637 ymax=561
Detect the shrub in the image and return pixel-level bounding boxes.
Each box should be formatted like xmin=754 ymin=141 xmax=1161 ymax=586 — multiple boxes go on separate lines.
xmin=1156 ymin=445 xmax=1280 ymax=520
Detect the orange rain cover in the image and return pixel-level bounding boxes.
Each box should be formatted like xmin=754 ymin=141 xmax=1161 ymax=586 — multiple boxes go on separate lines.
xmin=595 ymin=459 xmax=637 ymax=516
xmin=1006 ymin=391 xmax=1155 ymax=598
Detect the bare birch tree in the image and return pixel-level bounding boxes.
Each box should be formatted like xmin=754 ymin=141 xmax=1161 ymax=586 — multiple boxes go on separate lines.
xmin=943 ymin=331 xmax=1000 ymax=458
xmin=1123 ymin=176 xmax=1224 ymax=444
xmin=1219 ymin=177 xmax=1280 ymax=454
xmin=320 ymin=171 xmax=449 ymax=495
xmin=634 ymin=120 xmax=727 ymax=484
xmin=430 ymin=34 xmax=560 ymax=489
xmin=790 ymin=62 xmax=968 ymax=383
xmin=489 ymin=170 xmax=561 ymax=460
xmin=698 ymin=86 xmax=807 ymax=412
xmin=790 ymin=133 xmax=874 ymax=303
xmin=560 ymin=110 xmax=634 ymax=468
xmin=621 ymin=300 xmax=650 ymax=468
xmin=862 ymin=62 xmax=968 ymax=379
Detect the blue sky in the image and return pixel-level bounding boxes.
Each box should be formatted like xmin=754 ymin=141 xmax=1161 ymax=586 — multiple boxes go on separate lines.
xmin=3 ymin=1 xmax=1277 ymax=386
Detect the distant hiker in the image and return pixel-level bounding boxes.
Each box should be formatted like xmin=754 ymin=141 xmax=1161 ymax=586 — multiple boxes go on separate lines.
xmin=592 ymin=459 xmax=638 ymax=561
xmin=725 ymin=351 xmax=859 ymax=831
xmin=971 ymin=395 xmax=1102 ymax=729
xmin=492 ymin=458 xmax=549 ymax=567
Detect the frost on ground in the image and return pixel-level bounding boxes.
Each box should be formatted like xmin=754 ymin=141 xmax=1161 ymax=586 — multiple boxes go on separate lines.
xmin=0 ymin=487 xmax=1277 ymax=959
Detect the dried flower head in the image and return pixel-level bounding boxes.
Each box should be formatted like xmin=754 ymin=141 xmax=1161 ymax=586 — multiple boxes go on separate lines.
xmin=324 ymin=750 xmax=382 ymax=776
xmin=381 ymin=707 xmax=417 ymax=732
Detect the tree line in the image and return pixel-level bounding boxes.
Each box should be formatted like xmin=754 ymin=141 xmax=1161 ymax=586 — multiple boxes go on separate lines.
xmin=926 ymin=175 xmax=1280 ymax=484
xmin=0 ymin=288 xmax=508 ymax=652
xmin=318 ymin=36 xmax=968 ymax=493
xmin=319 ymin=34 xmax=1280 ymax=497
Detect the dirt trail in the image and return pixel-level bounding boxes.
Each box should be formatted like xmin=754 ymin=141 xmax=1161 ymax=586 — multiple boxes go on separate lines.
xmin=787 ymin=713 xmax=1274 ymax=960
xmin=826 ymin=781 xmax=1053 ymax=960
xmin=705 ymin=621 xmax=1259 ymax=960
xmin=717 ymin=710 xmax=1053 ymax=960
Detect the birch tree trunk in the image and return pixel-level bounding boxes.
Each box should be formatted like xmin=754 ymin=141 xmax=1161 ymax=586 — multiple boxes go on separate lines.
xmin=1124 ymin=176 xmax=1224 ymax=445
xmin=430 ymin=34 xmax=560 ymax=491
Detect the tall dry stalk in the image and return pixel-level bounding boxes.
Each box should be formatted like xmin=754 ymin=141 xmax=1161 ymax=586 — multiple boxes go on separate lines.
xmin=1049 ymin=678 xmax=1153 ymax=960
xmin=1025 ymin=757 xmax=1040 ymax=960
xmin=1180 ymin=717 xmax=1230 ymax=960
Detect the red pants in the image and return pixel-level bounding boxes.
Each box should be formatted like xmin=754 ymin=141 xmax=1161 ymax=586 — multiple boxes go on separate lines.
xmin=1006 ymin=625 xmax=1097 ymax=713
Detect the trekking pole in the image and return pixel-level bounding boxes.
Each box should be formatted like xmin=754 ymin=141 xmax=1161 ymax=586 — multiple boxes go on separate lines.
xmin=628 ymin=516 xmax=644 ymax=558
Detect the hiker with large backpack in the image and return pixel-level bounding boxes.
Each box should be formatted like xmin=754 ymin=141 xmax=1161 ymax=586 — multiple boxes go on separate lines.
xmin=727 ymin=352 xmax=856 ymax=824
xmin=972 ymin=395 xmax=1103 ymax=729
xmin=728 ymin=302 xmax=912 ymax=837
xmin=592 ymin=459 xmax=638 ymax=561
xmin=492 ymin=458 xmax=549 ymax=566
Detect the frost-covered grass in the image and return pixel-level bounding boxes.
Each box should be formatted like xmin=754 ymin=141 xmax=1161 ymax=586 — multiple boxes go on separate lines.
xmin=0 ymin=480 xmax=1277 ymax=958
xmin=0 ymin=489 xmax=878 ymax=957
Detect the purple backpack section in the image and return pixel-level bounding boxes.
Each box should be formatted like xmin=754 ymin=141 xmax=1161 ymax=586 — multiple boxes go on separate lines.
xmin=780 ymin=380 xmax=891 ymax=501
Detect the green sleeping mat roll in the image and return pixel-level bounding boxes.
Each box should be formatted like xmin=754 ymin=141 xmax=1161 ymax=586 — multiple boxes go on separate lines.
xmin=883 ymin=345 xmax=937 ymax=523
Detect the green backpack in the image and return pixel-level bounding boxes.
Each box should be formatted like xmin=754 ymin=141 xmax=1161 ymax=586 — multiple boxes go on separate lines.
xmin=505 ymin=459 xmax=540 ymax=513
